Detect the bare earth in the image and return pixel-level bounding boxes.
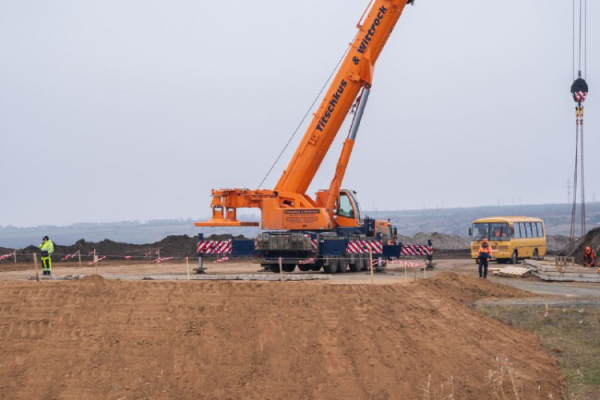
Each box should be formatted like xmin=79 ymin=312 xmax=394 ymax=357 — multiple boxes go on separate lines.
xmin=0 ymin=260 xmax=568 ymax=399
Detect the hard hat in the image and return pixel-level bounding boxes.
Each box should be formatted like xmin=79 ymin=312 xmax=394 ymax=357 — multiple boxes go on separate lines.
xmin=482 ymin=239 xmax=488 ymax=243
xmin=585 ymin=246 xmax=591 ymax=253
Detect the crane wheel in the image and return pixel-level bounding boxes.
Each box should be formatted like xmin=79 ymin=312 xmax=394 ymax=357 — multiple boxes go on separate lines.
xmin=323 ymin=257 xmax=338 ymax=274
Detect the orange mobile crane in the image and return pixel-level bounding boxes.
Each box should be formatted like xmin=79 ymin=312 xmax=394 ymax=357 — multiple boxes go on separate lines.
xmin=196 ymin=0 xmax=415 ymax=273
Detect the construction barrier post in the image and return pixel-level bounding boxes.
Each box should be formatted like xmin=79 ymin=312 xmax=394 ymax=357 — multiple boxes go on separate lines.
xmin=13 ymin=251 xmax=16 ymax=264
xmin=33 ymin=253 xmax=39 ymax=282
xmin=93 ymin=249 xmax=98 ymax=275
xmin=279 ymin=257 xmax=283 ymax=282
xmin=186 ymin=257 xmax=190 ymax=281
xmin=369 ymin=248 xmax=374 ymax=285
xmin=78 ymin=250 xmax=81 ymax=267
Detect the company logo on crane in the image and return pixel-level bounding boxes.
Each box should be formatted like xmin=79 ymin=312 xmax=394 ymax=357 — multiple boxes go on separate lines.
xmin=357 ymin=6 xmax=388 ymax=55
xmin=316 ymin=79 xmax=348 ymax=132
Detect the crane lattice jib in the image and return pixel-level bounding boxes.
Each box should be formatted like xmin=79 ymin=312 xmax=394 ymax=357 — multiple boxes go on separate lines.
xmin=275 ymin=0 xmax=410 ymax=195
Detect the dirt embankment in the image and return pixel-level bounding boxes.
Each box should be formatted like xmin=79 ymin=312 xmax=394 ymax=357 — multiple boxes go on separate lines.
xmin=570 ymin=226 xmax=600 ymax=258
xmin=0 ymin=273 xmax=564 ymax=399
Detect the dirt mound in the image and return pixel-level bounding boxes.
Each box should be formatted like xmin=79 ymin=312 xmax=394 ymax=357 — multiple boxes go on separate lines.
xmin=419 ymin=272 xmax=535 ymax=304
xmin=399 ymin=232 xmax=470 ymax=250
xmin=547 ymin=234 xmax=570 ymax=254
xmin=570 ymin=227 xmax=600 ymax=259
xmin=0 ymin=278 xmax=563 ymax=399
xmin=80 ymin=275 xmax=105 ymax=283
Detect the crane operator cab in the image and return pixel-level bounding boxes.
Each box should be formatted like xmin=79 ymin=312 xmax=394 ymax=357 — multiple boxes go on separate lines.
xmin=334 ymin=190 xmax=362 ymax=227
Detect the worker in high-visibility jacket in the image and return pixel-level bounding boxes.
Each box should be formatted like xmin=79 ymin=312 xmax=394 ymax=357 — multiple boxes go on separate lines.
xmin=477 ymin=239 xmax=493 ymax=279
xmin=583 ymin=246 xmax=596 ymax=268
xmin=39 ymin=236 xmax=54 ymax=275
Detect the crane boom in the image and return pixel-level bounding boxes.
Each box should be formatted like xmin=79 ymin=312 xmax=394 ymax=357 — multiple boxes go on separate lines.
xmin=275 ymin=0 xmax=411 ymax=194
xmin=196 ymin=0 xmax=412 ymax=230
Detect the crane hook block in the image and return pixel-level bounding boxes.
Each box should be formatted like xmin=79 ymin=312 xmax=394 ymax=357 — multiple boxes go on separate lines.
xmin=571 ymin=77 xmax=588 ymax=104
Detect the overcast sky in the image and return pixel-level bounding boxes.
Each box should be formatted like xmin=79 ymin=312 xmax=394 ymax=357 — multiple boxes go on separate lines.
xmin=1 ymin=0 xmax=598 ymax=227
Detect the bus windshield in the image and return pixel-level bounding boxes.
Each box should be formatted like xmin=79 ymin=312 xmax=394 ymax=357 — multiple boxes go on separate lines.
xmin=472 ymin=223 xmax=511 ymax=242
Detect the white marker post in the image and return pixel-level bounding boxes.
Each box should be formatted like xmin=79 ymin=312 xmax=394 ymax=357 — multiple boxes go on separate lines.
xmin=279 ymin=257 xmax=283 ymax=282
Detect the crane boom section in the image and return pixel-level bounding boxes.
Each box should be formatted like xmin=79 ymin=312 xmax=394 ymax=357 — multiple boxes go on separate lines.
xmin=275 ymin=0 xmax=409 ymax=195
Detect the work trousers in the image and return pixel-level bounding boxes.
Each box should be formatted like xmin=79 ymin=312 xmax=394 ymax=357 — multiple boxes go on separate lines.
xmin=41 ymin=257 xmax=52 ymax=275
xmin=478 ymin=259 xmax=488 ymax=278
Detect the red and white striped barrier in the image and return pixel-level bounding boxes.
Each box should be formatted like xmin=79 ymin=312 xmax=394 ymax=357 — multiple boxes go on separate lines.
xmin=299 ymin=258 xmax=315 ymax=264
xmin=124 ymin=256 xmax=132 ymax=260
xmin=88 ymin=256 xmax=107 ymax=265
xmin=346 ymin=240 xmax=383 ymax=254
xmin=0 ymin=253 xmax=14 ymax=261
xmin=400 ymin=245 xmax=433 ymax=256
xmin=214 ymin=257 xmax=229 ymax=263
xmin=197 ymin=240 xmax=233 ymax=255
xmin=60 ymin=253 xmax=78 ymax=261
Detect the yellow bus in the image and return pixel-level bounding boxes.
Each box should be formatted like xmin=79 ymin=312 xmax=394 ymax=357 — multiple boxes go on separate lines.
xmin=469 ymin=217 xmax=547 ymax=264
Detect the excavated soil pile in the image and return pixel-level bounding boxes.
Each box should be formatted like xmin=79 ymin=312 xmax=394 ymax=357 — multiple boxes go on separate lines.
xmin=0 ymin=273 xmax=563 ymax=399
xmin=570 ymin=226 xmax=600 ymax=259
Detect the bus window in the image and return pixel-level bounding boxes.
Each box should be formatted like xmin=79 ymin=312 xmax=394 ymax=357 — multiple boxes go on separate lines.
xmin=490 ymin=223 xmax=510 ymax=241
xmin=515 ymin=223 xmax=521 ymax=238
xmin=526 ymin=223 xmax=533 ymax=238
xmin=471 ymin=223 xmax=489 ymax=240
xmin=532 ymin=223 xmax=538 ymax=237
xmin=537 ymin=222 xmax=544 ymax=237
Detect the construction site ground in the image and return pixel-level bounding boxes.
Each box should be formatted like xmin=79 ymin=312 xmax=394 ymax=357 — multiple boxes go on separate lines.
xmin=1 ymin=258 xmax=598 ymax=399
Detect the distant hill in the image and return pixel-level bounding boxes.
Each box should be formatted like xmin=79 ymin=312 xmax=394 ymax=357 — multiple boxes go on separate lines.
xmin=1 ymin=202 xmax=599 ymax=249
xmin=382 ymin=202 xmax=600 ymax=237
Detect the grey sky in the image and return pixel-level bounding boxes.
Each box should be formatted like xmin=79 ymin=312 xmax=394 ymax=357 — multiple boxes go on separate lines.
xmin=1 ymin=0 xmax=598 ymax=227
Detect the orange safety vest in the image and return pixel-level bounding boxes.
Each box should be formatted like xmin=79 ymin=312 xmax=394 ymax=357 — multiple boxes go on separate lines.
xmin=584 ymin=250 xmax=596 ymax=266
xmin=478 ymin=245 xmax=492 ymax=258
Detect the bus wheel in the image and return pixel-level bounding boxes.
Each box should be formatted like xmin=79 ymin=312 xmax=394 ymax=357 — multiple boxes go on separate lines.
xmin=533 ymin=249 xmax=539 ymax=260
xmin=510 ymin=251 xmax=518 ymax=264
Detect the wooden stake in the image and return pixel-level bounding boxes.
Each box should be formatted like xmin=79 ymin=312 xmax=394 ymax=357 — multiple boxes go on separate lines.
xmin=93 ymin=249 xmax=98 ymax=276
xmin=186 ymin=257 xmax=190 ymax=281
xmin=13 ymin=251 xmax=16 ymax=264
xmin=78 ymin=250 xmax=81 ymax=267
xmin=33 ymin=253 xmax=39 ymax=282
xmin=369 ymin=249 xmax=374 ymax=285
xmin=279 ymin=257 xmax=283 ymax=282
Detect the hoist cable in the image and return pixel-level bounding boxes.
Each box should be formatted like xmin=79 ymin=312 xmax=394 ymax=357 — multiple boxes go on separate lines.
xmin=584 ymin=0 xmax=587 ymax=79
xmin=256 ymin=44 xmax=352 ymax=189
xmin=569 ymin=122 xmax=579 ymax=251
xmin=580 ymin=118 xmax=586 ymax=236
xmin=578 ymin=0 xmax=583 ymax=72
xmin=572 ymin=0 xmax=575 ymax=80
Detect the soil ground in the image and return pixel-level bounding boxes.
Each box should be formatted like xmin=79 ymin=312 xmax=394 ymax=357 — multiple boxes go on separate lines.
xmin=0 ymin=258 xmax=580 ymax=399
